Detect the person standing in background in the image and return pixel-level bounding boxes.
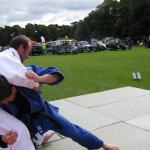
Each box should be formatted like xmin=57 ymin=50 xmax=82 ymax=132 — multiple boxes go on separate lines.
xmin=41 ymin=42 xmax=47 ymax=55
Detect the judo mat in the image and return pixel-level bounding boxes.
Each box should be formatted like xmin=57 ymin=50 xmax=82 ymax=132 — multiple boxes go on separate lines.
xmin=1 ymin=86 xmax=150 ymax=150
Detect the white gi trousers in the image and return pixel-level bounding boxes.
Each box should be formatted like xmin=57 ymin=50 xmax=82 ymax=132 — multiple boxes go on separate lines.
xmin=0 ymin=108 xmax=35 ymax=150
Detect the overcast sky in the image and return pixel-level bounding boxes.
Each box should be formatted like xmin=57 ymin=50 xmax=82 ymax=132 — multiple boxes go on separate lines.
xmin=0 ymin=0 xmax=103 ymax=28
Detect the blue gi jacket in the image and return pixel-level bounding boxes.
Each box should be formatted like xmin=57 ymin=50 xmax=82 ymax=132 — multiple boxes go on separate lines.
xmin=11 ymin=64 xmax=64 ymax=114
xmin=1 ymin=65 xmax=103 ymax=149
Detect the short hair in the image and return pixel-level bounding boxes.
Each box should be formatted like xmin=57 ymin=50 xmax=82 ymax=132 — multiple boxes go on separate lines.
xmin=9 ymin=35 xmax=31 ymax=51
xmin=0 ymin=75 xmax=12 ymax=102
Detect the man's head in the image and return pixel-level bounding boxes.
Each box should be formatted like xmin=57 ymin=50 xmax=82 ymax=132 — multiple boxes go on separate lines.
xmin=10 ymin=35 xmax=32 ymax=62
xmin=0 ymin=75 xmax=17 ymax=104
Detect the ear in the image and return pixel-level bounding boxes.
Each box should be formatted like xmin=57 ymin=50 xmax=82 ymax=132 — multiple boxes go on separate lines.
xmin=17 ymin=45 xmax=24 ymax=53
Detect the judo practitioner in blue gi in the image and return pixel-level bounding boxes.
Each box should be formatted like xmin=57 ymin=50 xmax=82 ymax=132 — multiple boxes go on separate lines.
xmin=0 ymin=65 xmax=120 ymax=150
xmin=0 ymin=35 xmax=119 ymax=150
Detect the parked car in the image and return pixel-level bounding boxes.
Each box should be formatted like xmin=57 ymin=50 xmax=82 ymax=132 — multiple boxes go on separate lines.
xmin=69 ymin=45 xmax=80 ymax=54
xmin=77 ymin=41 xmax=91 ymax=52
xmin=147 ymin=39 xmax=150 ymax=48
xmin=31 ymin=43 xmax=43 ymax=55
xmin=106 ymin=40 xmax=127 ymax=50
xmin=91 ymin=41 xmax=106 ymax=51
xmin=46 ymin=41 xmax=54 ymax=53
xmin=51 ymin=45 xmax=70 ymax=54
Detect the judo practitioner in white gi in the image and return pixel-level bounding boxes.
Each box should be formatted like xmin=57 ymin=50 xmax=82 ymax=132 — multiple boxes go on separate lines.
xmin=0 ymin=35 xmax=48 ymax=149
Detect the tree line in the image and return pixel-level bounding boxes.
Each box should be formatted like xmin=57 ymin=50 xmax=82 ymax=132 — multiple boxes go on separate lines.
xmin=0 ymin=0 xmax=150 ymax=46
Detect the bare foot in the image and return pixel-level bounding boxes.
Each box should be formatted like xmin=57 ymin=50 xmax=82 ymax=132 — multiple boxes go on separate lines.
xmin=42 ymin=130 xmax=55 ymax=144
xmin=102 ymin=143 xmax=120 ymax=150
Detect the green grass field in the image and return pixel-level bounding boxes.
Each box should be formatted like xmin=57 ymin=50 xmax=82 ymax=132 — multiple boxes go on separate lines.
xmin=25 ymin=46 xmax=150 ymax=101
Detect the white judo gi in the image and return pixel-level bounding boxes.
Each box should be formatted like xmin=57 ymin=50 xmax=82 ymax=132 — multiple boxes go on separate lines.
xmin=0 ymin=108 xmax=35 ymax=150
xmin=0 ymin=48 xmax=38 ymax=149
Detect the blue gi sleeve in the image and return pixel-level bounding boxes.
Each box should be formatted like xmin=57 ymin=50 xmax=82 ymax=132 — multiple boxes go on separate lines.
xmin=26 ymin=65 xmax=64 ymax=85
xmin=0 ymin=135 xmax=8 ymax=148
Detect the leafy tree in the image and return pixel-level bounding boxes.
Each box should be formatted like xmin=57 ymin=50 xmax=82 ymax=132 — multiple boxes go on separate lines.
xmin=59 ymin=25 xmax=72 ymax=39
xmin=0 ymin=27 xmax=6 ymax=46
xmin=74 ymin=20 xmax=90 ymax=41
xmin=76 ymin=0 xmax=120 ymax=40
xmin=25 ymin=23 xmax=37 ymax=40
xmin=47 ymin=24 xmax=61 ymax=41
xmin=117 ymin=0 xmax=135 ymax=37
xmin=11 ymin=25 xmax=24 ymax=37
xmin=35 ymin=24 xmax=48 ymax=41
xmin=70 ymin=21 xmax=79 ymax=39
xmin=130 ymin=0 xmax=150 ymax=36
xmin=3 ymin=26 xmax=13 ymax=45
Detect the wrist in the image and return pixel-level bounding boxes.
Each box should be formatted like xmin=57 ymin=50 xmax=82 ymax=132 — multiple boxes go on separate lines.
xmin=38 ymin=76 xmax=43 ymax=83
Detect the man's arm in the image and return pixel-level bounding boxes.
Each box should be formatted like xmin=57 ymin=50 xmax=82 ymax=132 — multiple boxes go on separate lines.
xmin=25 ymin=71 xmax=61 ymax=91
xmin=25 ymin=71 xmax=60 ymax=84
xmin=26 ymin=65 xmax=64 ymax=85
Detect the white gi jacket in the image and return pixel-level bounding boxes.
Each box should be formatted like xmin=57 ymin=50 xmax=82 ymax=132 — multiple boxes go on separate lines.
xmin=0 ymin=108 xmax=35 ymax=150
xmin=0 ymin=48 xmax=37 ymax=149
xmin=0 ymin=48 xmax=39 ymax=89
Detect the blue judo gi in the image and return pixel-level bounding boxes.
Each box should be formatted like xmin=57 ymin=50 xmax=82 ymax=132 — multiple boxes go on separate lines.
xmin=2 ymin=65 xmax=103 ymax=149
